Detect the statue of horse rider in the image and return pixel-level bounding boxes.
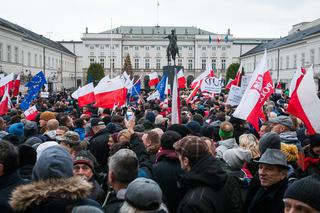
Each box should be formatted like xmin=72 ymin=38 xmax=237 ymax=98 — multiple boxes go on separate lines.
xmin=164 ymin=29 xmax=179 ymax=65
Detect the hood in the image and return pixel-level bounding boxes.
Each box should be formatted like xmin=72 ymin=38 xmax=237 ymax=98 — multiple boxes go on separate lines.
xmin=219 ymin=138 xmax=238 ymax=149
xmin=280 ymin=131 xmax=299 ymax=144
xmin=181 ymin=155 xmax=227 ymax=190
xmin=10 ymin=176 xmax=92 ymax=211
xmin=44 ymin=130 xmax=57 ymax=139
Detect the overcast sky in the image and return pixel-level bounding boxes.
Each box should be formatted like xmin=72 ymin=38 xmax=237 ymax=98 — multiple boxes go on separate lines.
xmin=1 ymin=0 xmax=319 ymax=41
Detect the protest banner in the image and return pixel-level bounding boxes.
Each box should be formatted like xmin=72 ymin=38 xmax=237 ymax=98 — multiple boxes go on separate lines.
xmin=226 ymin=85 xmax=243 ymax=106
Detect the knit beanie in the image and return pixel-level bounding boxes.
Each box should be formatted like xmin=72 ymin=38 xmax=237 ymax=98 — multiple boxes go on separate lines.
xmin=160 ymin=130 xmax=182 ymax=150
xmin=146 ymin=111 xmax=156 ymax=123
xmin=185 ymin=121 xmax=201 ymax=136
xmin=259 ymin=132 xmax=281 ymax=154
xmin=281 ymin=143 xmax=298 ymax=162
xmin=219 ymin=128 xmax=233 ymax=139
xmin=40 ymin=111 xmax=56 ymax=122
xmin=33 ymin=145 xmax=73 ymax=181
xmin=18 ymin=144 xmax=37 ymax=166
xmin=284 ymin=174 xmax=320 ymax=211
xmin=168 ymin=124 xmax=191 ymax=138
xmin=8 ymin=122 xmax=24 ymax=138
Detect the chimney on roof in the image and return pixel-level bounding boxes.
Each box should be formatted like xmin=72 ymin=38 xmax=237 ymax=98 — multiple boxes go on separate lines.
xmin=85 ymin=27 xmax=88 ymax=34
xmin=228 ymin=28 xmax=230 ymax=35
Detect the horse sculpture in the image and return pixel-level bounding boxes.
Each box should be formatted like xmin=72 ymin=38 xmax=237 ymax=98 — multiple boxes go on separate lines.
xmin=164 ymin=29 xmax=180 ymax=66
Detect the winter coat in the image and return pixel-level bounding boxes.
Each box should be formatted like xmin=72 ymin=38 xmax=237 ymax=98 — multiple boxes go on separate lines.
xmin=279 ymin=131 xmax=302 ymax=148
xmin=0 ymin=172 xmax=29 ymax=213
xmin=245 ymin=178 xmax=288 ymax=213
xmin=153 ymin=150 xmax=184 ymax=213
xmin=89 ymin=128 xmax=110 ymax=172
xmin=216 ymin=138 xmax=239 ymax=159
xmin=9 ymin=176 xmax=101 ymax=213
xmin=103 ymin=189 xmax=126 ymax=213
xmin=177 ymin=155 xmax=243 ymax=213
xmin=89 ymin=179 xmax=106 ymax=205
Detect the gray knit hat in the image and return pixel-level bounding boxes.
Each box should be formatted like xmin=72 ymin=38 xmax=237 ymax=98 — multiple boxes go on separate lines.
xmin=259 ymin=132 xmax=281 ymax=154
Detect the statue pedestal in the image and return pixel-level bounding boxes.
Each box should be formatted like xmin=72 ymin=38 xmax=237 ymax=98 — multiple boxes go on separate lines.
xmin=163 ymin=66 xmax=184 ymax=90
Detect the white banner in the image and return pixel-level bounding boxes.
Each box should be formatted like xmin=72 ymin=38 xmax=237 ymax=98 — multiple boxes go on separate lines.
xmin=40 ymin=92 xmax=49 ymax=98
xmin=240 ymin=75 xmax=252 ymax=94
xmin=201 ymin=77 xmax=224 ymax=94
xmin=226 ymin=85 xmax=243 ymax=106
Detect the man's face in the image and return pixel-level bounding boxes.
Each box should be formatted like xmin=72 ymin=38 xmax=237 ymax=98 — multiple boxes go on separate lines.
xmin=142 ymin=134 xmax=150 ymax=148
xmin=258 ymin=164 xmax=286 ymax=187
xmin=73 ymin=163 xmax=93 ymax=180
xmin=271 ymin=123 xmax=286 ymax=134
xmin=284 ymin=198 xmax=319 ymax=213
xmin=259 ymin=125 xmax=268 ymax=137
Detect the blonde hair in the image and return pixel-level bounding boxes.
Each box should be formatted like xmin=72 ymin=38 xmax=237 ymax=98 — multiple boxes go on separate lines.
xmin=117 ymin=129 xmax=132 ymax=142
xmin=239 ymin=134 xmax=260 ymax=159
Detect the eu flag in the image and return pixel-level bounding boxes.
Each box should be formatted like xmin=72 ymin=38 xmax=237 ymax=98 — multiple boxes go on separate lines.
xmin=20 ymin=71 xmax=47 ymax=110
xmin=131 ymin=79 xmax=141 ymax=97
xmin=156 ymin=74 xmax=167 ymax=101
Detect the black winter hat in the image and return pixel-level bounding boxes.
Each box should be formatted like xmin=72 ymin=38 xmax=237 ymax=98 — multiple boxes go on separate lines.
xmin=284 ymin=174 xmax=320 ymax=211
xmin=259 ymin=132 xmax=281 ymax=154
xmin=168 ymin=124 xmax=191 ymax=138
xmin=18 ymin=144 xmax=37 ymax=166
xmin=160 ymin=130 xmax=182 ymax=150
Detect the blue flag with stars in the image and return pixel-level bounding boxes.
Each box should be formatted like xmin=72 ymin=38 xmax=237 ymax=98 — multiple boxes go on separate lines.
xmin=156 ymin=74 xmax=168 ymax=101
xmin=20 ymin=71 xmax=47 ymax=110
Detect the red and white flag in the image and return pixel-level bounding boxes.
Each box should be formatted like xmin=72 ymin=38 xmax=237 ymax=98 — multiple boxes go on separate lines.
xmin=217 ymin=35 xmax=221 ymax=44
xmin=190 ymin=63 xmax=213 ymax=89
xmin=186 ymin=80 xmax=201 ymax=104
xmin=72 ymin=83 xmax=95 ymax=107
xmin=0 ymin=86 xmax=11 ymax=115
xmin=177 ymin=69 xmax=186 ymax=89
xmin=288 ymin=66 xmax=320 ymax=134
xmin=0 ymin=73 xmax=14 ymax=96
xmin=13 ymin=74 xmax=20 ymax=96
xmin=289 ymin=67 xmax=305 ymax=97
xmin=165 ymin=79 xmax=171 ymax=95
xmin=226 ymin=63 xmax=242 ymax=89
xmin=148 ymin=72 xmax=159 ymax=87
xmin=24 ymin=105 xmax=38 ymax=121
xmin=171 ymin=70 xmax=181 ymax=124
xmin=233 ymin=50 xmax=274 ymax=131
xmin=94 ymin=78 xmax=127 ymax=109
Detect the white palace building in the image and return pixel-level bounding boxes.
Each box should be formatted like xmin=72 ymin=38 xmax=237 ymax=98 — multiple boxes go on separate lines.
xmin=241 ymin=18 xmax=320 ymax=89
xmin=60 ymin=26 xmax=271 ymax=88
xmin=3 ymin=16 xmax=320 ymax=90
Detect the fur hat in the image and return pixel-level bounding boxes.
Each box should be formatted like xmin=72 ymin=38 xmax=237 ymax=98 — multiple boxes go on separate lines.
xmin=40 ymin=111 xmax=56 ymax=122
xmin=281 ymin=143 xmax=298 ymax=162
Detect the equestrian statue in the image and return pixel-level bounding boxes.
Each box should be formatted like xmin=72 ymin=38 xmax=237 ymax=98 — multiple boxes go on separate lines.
xmin=164 ymin=29 xmax=180 ymax=66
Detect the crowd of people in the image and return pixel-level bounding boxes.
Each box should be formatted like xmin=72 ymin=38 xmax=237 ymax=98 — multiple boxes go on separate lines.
xmin=0 ymin=89 xmax=320 ymax=213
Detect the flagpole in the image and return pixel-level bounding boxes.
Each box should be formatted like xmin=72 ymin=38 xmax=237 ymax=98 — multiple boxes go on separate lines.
xmin=110 ymin=18 xmax=113 ymax=78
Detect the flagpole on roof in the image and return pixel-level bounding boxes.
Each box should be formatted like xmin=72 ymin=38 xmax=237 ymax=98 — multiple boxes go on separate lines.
xmin=110 ymin=18 xmax=113 ymax=78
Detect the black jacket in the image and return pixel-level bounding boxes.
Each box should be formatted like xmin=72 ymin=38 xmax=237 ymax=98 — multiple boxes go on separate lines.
xmin=177 ymin=155 xmax=243 ymax=213
xmin=9 ymin=176 xmax=101 ymax=213
xmin=89 ymin=179 xmax=106 ymax=205
xmin=246 ymin=178 xmax=288 ymax=213
xmin=0 ymin=172 xmax=30 ymax=213
xmin=89 ymin=128 xmax=110 ymax=172
xmin=153 ymin=150 xmax=184 ymax=213
xmin=103 ymin=190 xmax=125 ymax=213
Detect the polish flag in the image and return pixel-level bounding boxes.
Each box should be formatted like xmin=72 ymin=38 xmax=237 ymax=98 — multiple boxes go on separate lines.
xmin=24 ymin=105 xmax=38 ymax=121
xmin=190 ymin=63 xmax=213 ymax=89
xmin=13 ymin=74 xmax=20 ymax=96
xmin=72 ymin=83 xmax=95 ymax=107
xmin=217 ymin=35 xmax=221 ymax=44
xmin=171 ymin=71 xmax=181 ymax=124
xmin=233 ymin=50 xmax=274 ymax=131
xmin=226 ymin=63 xmax=242 ymax=89
xmin=289 ymin=67 xmax=305 ymax=97
xmin=0 ymin=86 xmax=11 ymax=116
xmin=288 ymin=66 xmax=320 ymax=134
xmin=0 ymin=73 xmax=14 ymax=96
xmin=177 ymin=69 xmax=186 ymax=89
xmin=165 ymin=79 xmax=171 ymax=95
xmin=186 ymin=80 xmax=201 ymax=104
xmin=148 ymin=72 xmax=159 ymax=87
xmin=94 ymin=78 xmax=127 ymax=109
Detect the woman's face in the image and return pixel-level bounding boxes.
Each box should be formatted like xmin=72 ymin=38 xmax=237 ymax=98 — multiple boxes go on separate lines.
xmin=108 ymin=136 xmax=114 ymax=148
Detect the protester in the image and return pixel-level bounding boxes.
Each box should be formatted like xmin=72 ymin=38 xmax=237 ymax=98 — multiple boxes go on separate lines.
xmin=0 ymin=140 xmax=29 ymax=213
xmin=103 ymin=149 xmax=138 ymax=213
xmin=142 ymin=131 xmax=160 ymax=163
xmin=174 ymin=136 xmax=243 ymax=213
xmin=216 ymin=121 xmax=239 ymax=159
xmin=245 ymin=149 xmax=289 ymax=213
